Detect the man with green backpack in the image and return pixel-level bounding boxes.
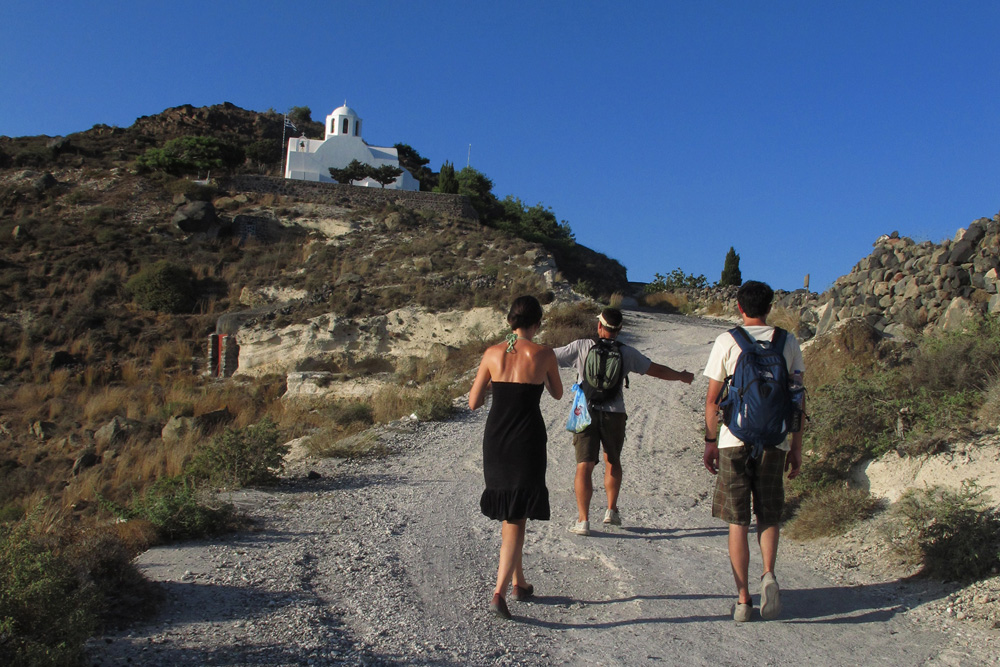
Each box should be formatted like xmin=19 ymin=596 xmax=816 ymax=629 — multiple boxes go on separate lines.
xmin=555 ymin=307 xmax=694 ymax=536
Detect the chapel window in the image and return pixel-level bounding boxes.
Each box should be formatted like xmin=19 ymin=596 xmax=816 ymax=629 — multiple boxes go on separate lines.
xmin=354 ymin=120 xmax=361 ymax=136
xmin=342 ymin=118 xmax=349 ymax=134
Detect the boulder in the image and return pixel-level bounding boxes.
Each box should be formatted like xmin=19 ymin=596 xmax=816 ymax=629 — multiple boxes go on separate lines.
xmin=161 ymin=408 xmax=232 ymax=445
xmin=172 ymin=200 xmax=218 ymax=233
xmin=30 ymin=420 xmax=55 ymax=440
xmin=72 ymin=448 xmax=100 ymax=476
xmin=94 ymin=416 xmax=142 ymax=447
xmin=940 ymin=297 xmax=977 ymax=333
xmin=49 ymin=350 xmax=79 ymax=371
xmin=948 ymin=239 xmax=976 ymax=265
xmin=32 ymin=172 xmax=58 ymax=192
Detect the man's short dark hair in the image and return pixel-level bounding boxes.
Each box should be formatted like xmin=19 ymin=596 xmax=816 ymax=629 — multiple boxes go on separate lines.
xmin=599 ymin=307 xmax=623 ymax=331
xmin=736 ymin=281 xmax=774 ymax=319
xmin=507 ymin=295 xmax=543 ymax=331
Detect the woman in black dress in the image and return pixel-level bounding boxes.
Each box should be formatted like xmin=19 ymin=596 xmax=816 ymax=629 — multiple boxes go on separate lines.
xmin=469 ymin=296 xmax=563 ymax=619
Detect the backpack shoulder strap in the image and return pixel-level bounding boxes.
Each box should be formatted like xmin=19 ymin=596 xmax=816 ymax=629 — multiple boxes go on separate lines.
xmin=728 ymin=326 xmax=755 ymax=352
xmin=771 ymin=327 xmax=788 ymax=352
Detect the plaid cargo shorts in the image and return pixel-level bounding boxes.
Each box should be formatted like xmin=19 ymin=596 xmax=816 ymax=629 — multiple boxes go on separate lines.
xmin=712 ymin=446 xmax=786 ymax=526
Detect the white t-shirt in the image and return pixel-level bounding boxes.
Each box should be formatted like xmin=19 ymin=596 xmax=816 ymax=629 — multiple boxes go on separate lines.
xmin=702 ymin=325 xmax=804 ymax=450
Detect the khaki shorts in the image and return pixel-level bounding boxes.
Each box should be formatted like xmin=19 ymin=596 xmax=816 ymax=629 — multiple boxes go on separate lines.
xmin=573 ymin=411 xmax=627 ymax=465
xmin=712 ymin=446 xmax=786 ymax=526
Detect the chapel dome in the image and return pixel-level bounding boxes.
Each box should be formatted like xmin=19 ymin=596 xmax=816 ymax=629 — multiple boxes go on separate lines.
xmin=331 ymin=104 xmax=359 ymax=118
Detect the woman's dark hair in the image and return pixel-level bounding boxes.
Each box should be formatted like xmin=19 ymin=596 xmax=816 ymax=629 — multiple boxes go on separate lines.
xmin=736 ymin=280 xmax=774 ymax=319
xmin=507 ymin=295 xmax=543 ymax=331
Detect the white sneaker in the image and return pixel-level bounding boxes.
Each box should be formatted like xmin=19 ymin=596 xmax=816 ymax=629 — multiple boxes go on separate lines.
xmin=760 ymin=572 xmax=782 ymax=620
xmin=568 ymin=520 xmax=590 ymax=536
xmin=603 ymin=509 xmax=621 ymax=526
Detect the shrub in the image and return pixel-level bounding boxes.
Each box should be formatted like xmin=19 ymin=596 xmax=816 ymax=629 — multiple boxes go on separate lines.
xmin=794 ymin=369 xmax=897 ymax=489
xmin=413 ymin=382 xmax=455 ymax=421
xmin=308 ymin=430 xmax=390 ymax=459
xmin=189 ymin=418 xmax=287 ymax=487
xmin=882 ymin=481 xmax=1000 ymax=581
xmin=785 ymin=486 xmax=881 ymax=540
xmin=977 ymin=376 xmax=1000 ymax=427
xmin=0 ymin=516 xmax=98 ymax=666
xmin=136 ymin=136 xmax=244 ymax=177
xmin=105 ymin=476 xmax=237 ymax=541
xmin=644 ymin=268 xmax=708 ymax=292
xmin=125 ymin=260 xmax=196 ymax=313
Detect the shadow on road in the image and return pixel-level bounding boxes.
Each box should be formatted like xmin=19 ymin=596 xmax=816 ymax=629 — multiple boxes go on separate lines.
xmin=585 ymin=526 xmax=730 ymax=540
xmin=514 ymin=578 xmax=946 ymax=630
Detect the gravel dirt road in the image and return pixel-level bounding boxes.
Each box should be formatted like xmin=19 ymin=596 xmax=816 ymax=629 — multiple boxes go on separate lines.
xmin=88 ymin=311 xmax=1000 ymax=665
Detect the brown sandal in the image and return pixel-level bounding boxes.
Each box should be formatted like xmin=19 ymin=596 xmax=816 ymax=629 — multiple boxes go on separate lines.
xmin=490 ymin=593 xmax=512 ymax=619
xmin=511 ymin=584 xmax=534 ymax=601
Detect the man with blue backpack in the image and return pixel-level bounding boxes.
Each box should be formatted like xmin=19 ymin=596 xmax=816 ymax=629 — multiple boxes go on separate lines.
xmin=703 ymin=281 xmax=804 ymax=623
xmin=556 ymin=307 xmax=694 ymax=536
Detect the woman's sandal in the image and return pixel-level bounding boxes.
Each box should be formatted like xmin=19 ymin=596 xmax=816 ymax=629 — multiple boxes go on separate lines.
xmin=490 ymin=593 xmax=512 ymax=619
xmin=511 ymin=584 xmax=534 ymax=601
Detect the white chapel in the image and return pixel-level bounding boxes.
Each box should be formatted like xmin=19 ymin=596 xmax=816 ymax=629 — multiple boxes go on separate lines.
xmin=283 ymin=103 xmax=419 ymax=191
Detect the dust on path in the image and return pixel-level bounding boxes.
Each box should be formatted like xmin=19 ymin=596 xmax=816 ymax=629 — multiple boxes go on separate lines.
xmin=88 ymin=311 xmax=1000 ymax=665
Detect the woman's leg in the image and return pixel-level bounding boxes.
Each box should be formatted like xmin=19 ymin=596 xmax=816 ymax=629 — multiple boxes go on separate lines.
xmin=511 ymin=521 xmax=529 ymax=588
xmin=495 ymin=519 xmax=527 ymax=596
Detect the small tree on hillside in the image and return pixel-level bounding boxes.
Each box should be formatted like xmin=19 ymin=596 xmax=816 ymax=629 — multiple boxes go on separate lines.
xmin=370 ymin=164 xmax=404 ymax=188
xmin=719 ymin=247 xmax=742 ymax=287
xmin=136 ymin=136 xmax=244 ymax=178
xmin=434 ymin=161 xmax=458 ymax=194
xmin=328 ymin=159 xmax=371 ymax=185
xmin=456 ymin=166 xmax=500 ymax=220
xmin=395 ymin=143 xmax=435 ymax=190
xmin=288 ymin=106 xmax=313 ymax=128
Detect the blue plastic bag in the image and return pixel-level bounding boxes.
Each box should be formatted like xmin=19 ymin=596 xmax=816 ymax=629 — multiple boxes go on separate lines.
xmin=566 ymin=383 xmax=592 ymax=433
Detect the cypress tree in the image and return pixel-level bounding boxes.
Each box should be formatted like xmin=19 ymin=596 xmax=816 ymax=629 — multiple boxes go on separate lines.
xmin=434 ymin=161 xmax=459 ymax=194
xmin=720 ymin=247 xmax=742 ymax=287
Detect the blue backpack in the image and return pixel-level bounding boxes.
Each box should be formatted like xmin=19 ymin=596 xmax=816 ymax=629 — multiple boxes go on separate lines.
xmin=718 ymin=327 xmax=792 ymax=459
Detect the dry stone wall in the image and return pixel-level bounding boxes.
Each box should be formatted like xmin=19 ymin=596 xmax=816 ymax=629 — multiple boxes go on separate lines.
xmin=671 ymin=213 xmax=1000 ymax=342
xmin=222 ymin=175 xmax=478 ymax=220
xmin=818 ymin=214 xmax=1000 ymax=338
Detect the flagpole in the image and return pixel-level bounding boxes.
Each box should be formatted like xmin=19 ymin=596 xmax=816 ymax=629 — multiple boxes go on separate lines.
xmin=280 ymin=113 xmax=288 ymax=178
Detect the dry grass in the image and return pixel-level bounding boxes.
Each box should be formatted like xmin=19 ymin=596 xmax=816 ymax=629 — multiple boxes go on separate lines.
xmin=540 ymin=302 xmax=598 ymax=347
xmin=640 ymin=291 xmax=689 ymax=314
xmin=768 ymin=305 xmax=800 ymax=333
xmin=372 ymin=384 xmax=421 ymax=423
xmin=702 ymin=299 xmax=729 ymax=317
xmin=977 ymin=377 xmax=1000 ymax=427
xmin=802 ymin=318 xmax=888 ymax=391
xmin=307 ymin=429 xmax=389 ymax=459
xmin=150 ymin=340 xmax=194 ymax=381
xmin=785 ymin=485 xmax=881 ymax=540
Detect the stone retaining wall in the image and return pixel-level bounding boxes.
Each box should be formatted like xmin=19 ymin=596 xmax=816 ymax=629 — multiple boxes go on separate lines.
xmin=221 ymin=175 xmax=478 ymax=220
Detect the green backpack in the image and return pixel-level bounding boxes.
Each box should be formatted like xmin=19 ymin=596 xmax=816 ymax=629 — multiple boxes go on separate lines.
xmin=581 ymin=338 xmax=627 ymax=406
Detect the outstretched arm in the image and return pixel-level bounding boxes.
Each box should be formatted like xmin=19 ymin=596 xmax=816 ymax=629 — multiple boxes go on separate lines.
xmin=646 ymin=362 xmax=695 ymax=384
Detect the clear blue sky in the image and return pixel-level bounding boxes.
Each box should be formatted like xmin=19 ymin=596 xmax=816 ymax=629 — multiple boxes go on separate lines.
xmin=3 ymin=1 xmax=999 ymax=292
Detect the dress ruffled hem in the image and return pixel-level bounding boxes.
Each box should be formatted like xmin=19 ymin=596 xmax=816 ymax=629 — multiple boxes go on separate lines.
xmin=480 ymin=487 xmax=550 ymax=521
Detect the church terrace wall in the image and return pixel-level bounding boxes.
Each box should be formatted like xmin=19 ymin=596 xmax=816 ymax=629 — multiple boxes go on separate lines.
xmin=222 ymin=175 xmax=478 ymax=220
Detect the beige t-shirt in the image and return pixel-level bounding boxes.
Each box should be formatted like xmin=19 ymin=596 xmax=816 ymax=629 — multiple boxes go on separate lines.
xmin=702 ymin=325 xmax=804 ymax=450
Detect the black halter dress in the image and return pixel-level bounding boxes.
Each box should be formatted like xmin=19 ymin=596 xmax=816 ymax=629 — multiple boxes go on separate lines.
xmin=479 ymin=382 xmax=550 ymax=521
